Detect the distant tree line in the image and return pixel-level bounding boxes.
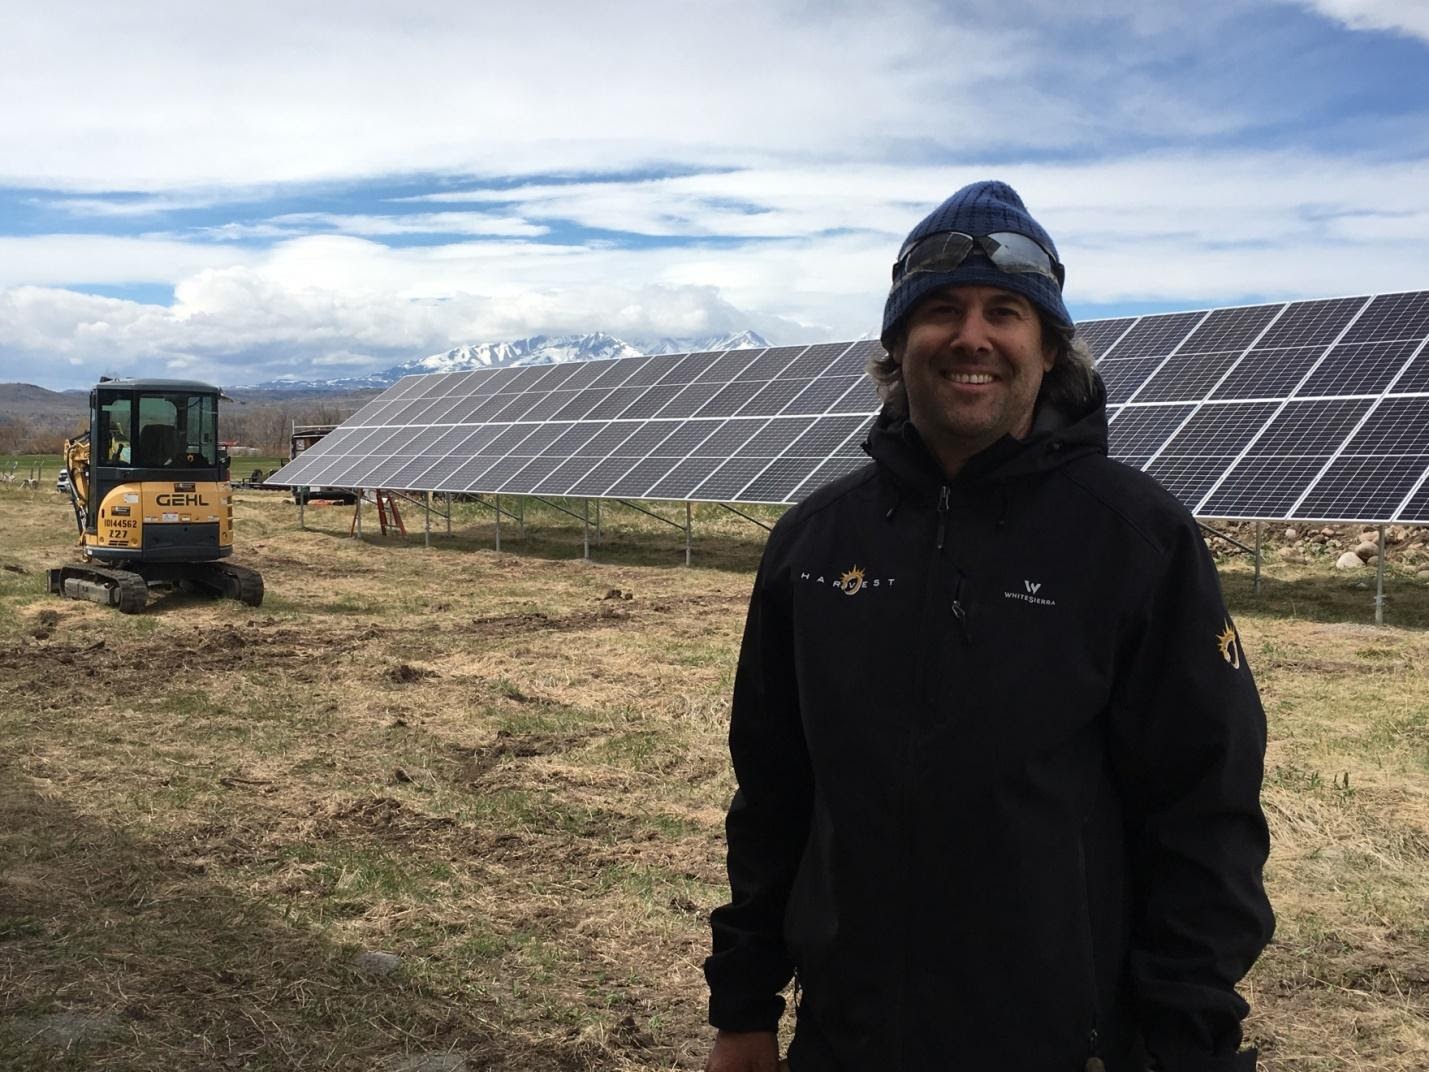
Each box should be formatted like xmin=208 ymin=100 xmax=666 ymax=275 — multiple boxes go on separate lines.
xmin=0 ymin=416 xmax=71 ymax=454
xmin=222 ymin=400 xmax=356 ymax=455
xmin=0 ymin=400 xmax=361 ymax=456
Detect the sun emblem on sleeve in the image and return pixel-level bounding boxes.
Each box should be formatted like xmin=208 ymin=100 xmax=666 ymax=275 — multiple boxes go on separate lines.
xmin=838 ymin=565 xmax=866 ymax=596
xmin=1216 ymin=620 xmax=1241 ymax=669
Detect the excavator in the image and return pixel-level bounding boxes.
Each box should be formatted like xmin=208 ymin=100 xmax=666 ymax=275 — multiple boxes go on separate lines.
xmin=47 ymin=378 xmax=264 ymax=613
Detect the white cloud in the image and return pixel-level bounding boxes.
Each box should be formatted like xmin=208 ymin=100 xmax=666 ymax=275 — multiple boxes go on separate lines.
xmin=4 ymin=149 xmax=1429 ymax=388
xmin=0 ymin=1 xmax=1274 ymax=192
xmin=41 ymin=193 xmax=230 ymax=218
xmin=265 ymin=212 xmax=547 ymax=238
xmin=0 ymin=235 xmax=256 ymax=287
xmin=1294 ymin=0 xmax=1429 ymax=42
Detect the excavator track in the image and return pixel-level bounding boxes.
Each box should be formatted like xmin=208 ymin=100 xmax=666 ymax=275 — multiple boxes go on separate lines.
xmin=196 ymin=562 xmax=265 ymax=607
xmin=49 ymin=561 xmax=264 ymax=612
xmin=48 ymin=564 xmax=150 ymax=614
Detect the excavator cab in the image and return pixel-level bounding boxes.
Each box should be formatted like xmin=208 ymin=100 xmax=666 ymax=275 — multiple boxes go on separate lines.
xmin=49 ymin=379 xmax=261 ymax=613
xmin=87 ymin=383 xmax=228 ymax=558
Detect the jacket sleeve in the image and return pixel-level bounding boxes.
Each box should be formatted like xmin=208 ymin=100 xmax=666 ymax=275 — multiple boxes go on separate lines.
xmin=1106 ymin=515 xmax=1275 ymax=1072
xmin=704 ymin=516 xmax=814 ymax=1031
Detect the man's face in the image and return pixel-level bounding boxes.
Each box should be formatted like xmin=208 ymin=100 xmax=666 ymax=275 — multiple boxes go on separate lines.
xmin=896 ymin=284 xmax=1055 ymax=466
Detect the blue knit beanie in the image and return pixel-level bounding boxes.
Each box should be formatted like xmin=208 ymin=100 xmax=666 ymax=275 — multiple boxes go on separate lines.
xmin=881 ymin=180 xmax=1070 ymax=349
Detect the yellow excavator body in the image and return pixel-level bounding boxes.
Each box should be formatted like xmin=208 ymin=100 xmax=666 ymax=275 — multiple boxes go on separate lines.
xmin=49 ymin=378 xmax=263 ymax=613
xmin=88 ymin=480 xmax=235 ymax=553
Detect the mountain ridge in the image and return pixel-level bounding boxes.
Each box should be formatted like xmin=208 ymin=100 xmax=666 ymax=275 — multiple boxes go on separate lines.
xmin=240 ymin=329 xmax=771 ymax=391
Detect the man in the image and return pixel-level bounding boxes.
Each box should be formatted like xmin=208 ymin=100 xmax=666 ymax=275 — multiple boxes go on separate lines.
xmin=703 ymin=181 xmax=1273 ymax=1072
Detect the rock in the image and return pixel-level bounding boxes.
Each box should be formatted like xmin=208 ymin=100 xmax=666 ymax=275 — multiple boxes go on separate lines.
xmin=381 ymin=1056 xmax=467 ymax=1072
xmin=1355 ymin=541 xmax=1380 ymax=561
xmin=1417 ymin=567 xmax=1429 ymax=579
xmin=1335 ymin=551 xmax=1365 ymax=571
xmin=1283 ymin=527 xmax=1298 ymax=541
xmin=352 ymin=950 xmax=402 ymax=975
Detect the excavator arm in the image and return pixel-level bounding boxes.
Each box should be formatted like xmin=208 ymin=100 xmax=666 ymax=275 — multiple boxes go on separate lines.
xmin=63 ymin=431 xmax=91 ymax=536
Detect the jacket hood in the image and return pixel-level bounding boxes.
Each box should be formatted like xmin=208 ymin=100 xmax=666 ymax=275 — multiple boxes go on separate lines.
xmin=865 ymin=373 xmax=1108 ymax=497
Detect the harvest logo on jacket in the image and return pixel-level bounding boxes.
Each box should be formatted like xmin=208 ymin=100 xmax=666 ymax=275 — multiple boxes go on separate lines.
xmin=800 ymin=565 xmax=896 ymax=594
xmin=1217 ymin=620 xmax=1242 ymax=669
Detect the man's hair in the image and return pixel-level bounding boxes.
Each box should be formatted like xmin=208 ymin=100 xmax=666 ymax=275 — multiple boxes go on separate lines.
xmin=866 ymin=313 xmax=1098 ymax=418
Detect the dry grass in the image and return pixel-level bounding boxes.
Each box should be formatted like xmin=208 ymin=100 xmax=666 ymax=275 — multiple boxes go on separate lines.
xmin=1 ymin=483 xmax=1427 ymax=1070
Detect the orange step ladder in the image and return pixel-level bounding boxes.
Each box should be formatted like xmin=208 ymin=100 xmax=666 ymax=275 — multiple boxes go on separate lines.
xmin=351 ymin=490 xmax=407 ymax=537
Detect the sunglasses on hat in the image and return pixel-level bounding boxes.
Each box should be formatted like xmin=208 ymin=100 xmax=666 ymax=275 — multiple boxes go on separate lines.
xmin=891 ymin=230 xmax=1065 ymax=290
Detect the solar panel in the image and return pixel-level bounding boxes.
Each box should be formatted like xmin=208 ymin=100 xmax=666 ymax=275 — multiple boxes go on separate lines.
xmin=268 ymin=291 xmax=1429 ymax=522
xmin=1107 ymin=291 xmax=1429 ymax=523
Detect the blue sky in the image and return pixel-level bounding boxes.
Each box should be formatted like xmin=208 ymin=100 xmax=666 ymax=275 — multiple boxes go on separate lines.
xmin=2 ymin=0 xmax=1427 ymax=390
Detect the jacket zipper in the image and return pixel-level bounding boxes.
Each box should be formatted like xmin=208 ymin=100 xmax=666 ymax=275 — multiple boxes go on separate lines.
xmin=1076 ymin=835 xmax=1104 ymax=1071
xmin=938 ymin=488 xmax=974 ymax=644
xmin=951 ymin=575 xmax=972 ymax=645
xmin=895 ymin=484 xmax=952 ymax=1070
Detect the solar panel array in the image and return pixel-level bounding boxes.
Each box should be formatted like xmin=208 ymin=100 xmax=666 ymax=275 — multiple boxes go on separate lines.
xmin=270 ymin=341 xmax=884 ymax=506
xmin=1094 ymin=291 xmax=1429 ymax=524
xmin=268 ymin=290 xmax=1429 ymax=523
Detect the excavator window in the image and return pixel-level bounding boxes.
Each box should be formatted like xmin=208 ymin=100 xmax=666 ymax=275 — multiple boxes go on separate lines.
xmin=98 ymin=397 xmax=132 ymax=465
xmin=136 ymin=423 xmax=179 ymax=467
xmin=136 ymin=393 xmax=219 ymax=469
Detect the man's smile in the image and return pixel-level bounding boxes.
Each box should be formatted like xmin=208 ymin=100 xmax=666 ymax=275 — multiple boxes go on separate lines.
xmin=941 ymin=370 xmax=998 ymax=385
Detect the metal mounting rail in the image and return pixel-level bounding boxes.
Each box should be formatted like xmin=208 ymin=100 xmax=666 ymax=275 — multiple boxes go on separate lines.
xmin=1197 ymin=521 xmax=1255 ymax=555
xmin=718 ymin=503 xmax=775 ymax=533
xmin=469 ymin=494 xmax=523 ymax=523
xmin=528 ymin=496 xmax=588 ymax=524
xmin=614 ymin=499 xmax=686 ymax=532
xmin=612 ymin=499 xmax=697 ymax=566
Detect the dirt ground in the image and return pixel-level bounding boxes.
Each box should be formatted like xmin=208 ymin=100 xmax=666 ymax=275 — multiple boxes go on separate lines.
xmin=2 ymin=486 xmax=1428 ymax=1070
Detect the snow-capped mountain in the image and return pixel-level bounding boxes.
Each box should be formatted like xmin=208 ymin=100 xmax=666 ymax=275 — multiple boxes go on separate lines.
xmin=635 ymin=330 xmax=770 ymax=356
xmin=410 ymin=332 xmax=644 ymax=375
xmin=242 ymin=329 xmax=770 ymax=391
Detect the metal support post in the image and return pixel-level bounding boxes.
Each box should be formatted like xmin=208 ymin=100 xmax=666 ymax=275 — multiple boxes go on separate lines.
xmin=445 ymin=492 xmax=452 ymax=535
xmin=355 ymin=491 xmax=363 ymax=538
xmin=518 ymin=498 xmax=525 ymax=540
xmin=1253 ymin=522 xmax=1263 ymax=596
xmin=595 ymin=499 xmax=603 ymax=545
xmin=299 ymin=494 xmax=306 ymax=530
xmin=582 ymin=499 xmax=590 ymax=560
xmin=685 ymin=501 xmax=693 ymax=567
xmin=1375 ymin=524 xmax=1387 ymax=626
xmin=495 ymin=494 xmax=501 ymax=552
xmin=424 ymin=491 xmax=431 ymax=548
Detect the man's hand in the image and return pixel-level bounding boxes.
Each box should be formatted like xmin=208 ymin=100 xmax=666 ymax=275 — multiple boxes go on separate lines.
xmin=704 ymin=1028 xmax=780 ymax=1072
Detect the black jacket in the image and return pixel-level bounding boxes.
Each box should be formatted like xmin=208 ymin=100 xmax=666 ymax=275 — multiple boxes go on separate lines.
xmin=705 ymin=385 xmax=1274 ymax=1072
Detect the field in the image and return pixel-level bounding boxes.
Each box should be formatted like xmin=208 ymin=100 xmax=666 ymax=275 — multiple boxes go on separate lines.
xmin=1 ymin=483 xmax=1427 ymax=1070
